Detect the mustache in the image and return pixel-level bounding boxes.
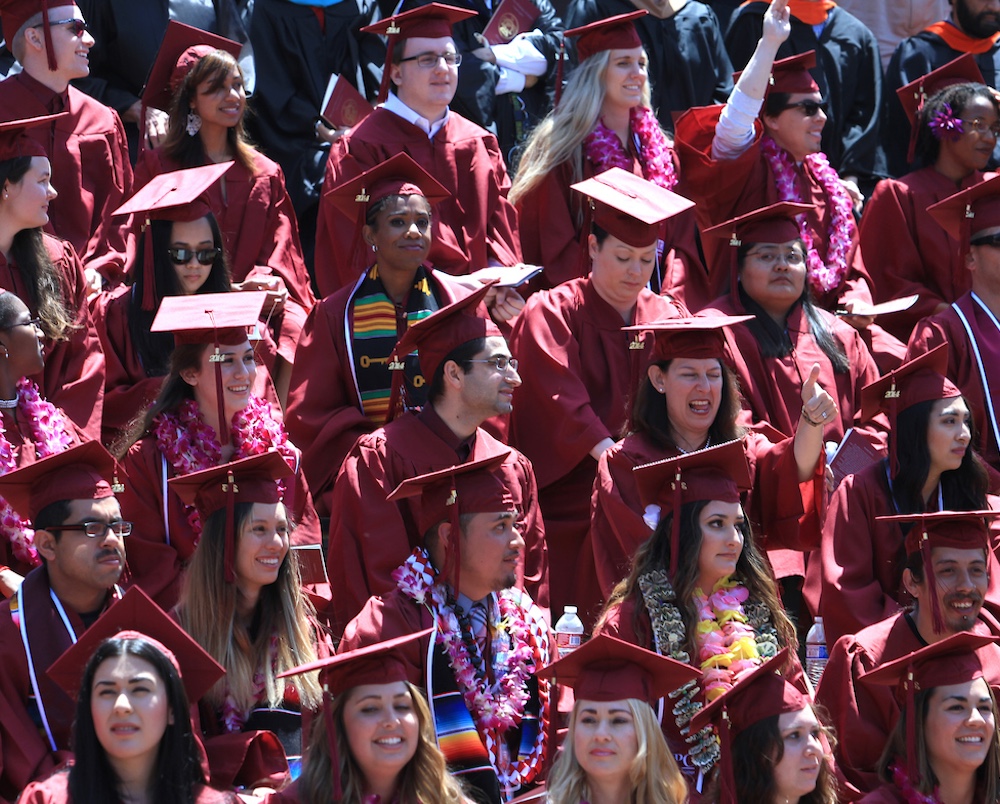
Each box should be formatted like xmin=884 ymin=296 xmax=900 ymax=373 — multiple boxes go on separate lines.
xmin=96 ymin=546 xmax=124 ymax=562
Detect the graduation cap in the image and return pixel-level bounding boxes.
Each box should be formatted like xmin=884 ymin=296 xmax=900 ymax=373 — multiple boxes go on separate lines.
xmin=387 ymin=453 xmax=514 ymax=590
xmin=277 ymin=628 xmax=433 ymax=800
xmin=168 ymin=451 xmax=294 ymax=584
xmin=46 ymin=585 xmax=225 ymax=704
xmin=571 ymin=167 xmax=695 ymax=248
xmin=0 ymin=0 xmax=59 ymax=71
xmin=562 ymin=10 xmax=645 ymax=62
xmin=142 ymin=20 xmax=243 ymax=114
xmin=0 ymin=440 xmax=124 ymax=522
xmin=362 ymin=4 xmax=478 ymax=103
xmin=535 ymin=633 xmax=699 ymax=706
xmin=151 ymin=292 xmax=266 ymax=446
xmin=860 ymin=344 xmax=961 ymax=476
xmin=387 ymin=281 xmax=502 ymax=418
xmin=621 ymin=314 xmax=753 ymax=365
xmin=687 ymin=649 xmax=809 ymax=804
xmin=0 ymin=113 xmax=64 ymax=162
xmin=734 ymin=50 xmax=819 ymax=97
xmin=324 ymin=152 xmax=451 ymax=278
xmin=632 ymin=440 xmax=751 ymax=579
xmin=874 ymin=510 xmax=998 ymax=635
xmin=113 ymin=162 xmax=233 ymax=312
xmin=861 ymin=631 xmax=999 ymax=786
xmin=927 ymin=172 xmax=1000 ymax=256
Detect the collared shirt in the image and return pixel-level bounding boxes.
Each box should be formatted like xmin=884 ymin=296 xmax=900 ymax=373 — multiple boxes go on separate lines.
xmin=417 ymin=404 xmax=476 ymax=462
xmin=16 ymin=70 xmax=66 ymax=113
xmin=384 ymin=90 xmax=450 ymax=139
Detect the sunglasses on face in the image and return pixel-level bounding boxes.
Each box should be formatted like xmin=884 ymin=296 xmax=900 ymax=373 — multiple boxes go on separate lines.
xmin=44 ymin=18 xmax=89 ymax=37
xmin=781 ymin=99 xmax=829 ymax=117
xmin=167 ymin=247 xmax=220 ymax=266
xmin=971 ymin=233 xmax=1000 ymax=248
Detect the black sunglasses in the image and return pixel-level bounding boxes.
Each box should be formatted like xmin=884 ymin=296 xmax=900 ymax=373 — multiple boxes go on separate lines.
xmin=43 ymin=18 xmax=89 ymax=37
xmin=781 ymin=99 xmax=828 ymax=117
xmin=971 ymin=233 xmax=1000 ymax=248
xmin=167 ymin=247 xmax=220 ymax=266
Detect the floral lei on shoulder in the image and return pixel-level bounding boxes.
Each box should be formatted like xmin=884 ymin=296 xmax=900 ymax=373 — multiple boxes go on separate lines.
xmin=760 ymin=134 xmax=855 ymax=296
xmin=583 ymin=106 xmax=678 ymax=191
xmin=638 ymin=569 xmax=779 ymax=773
xmin=153 ymin=395 xmax=297 ymax=538
xmin=890 ymin=761 xmax=942 ymax=804
xmin=393 ymin=548 xmax=549 ymax=790
xmin=0 ymin=378 xmax=75 ymax=565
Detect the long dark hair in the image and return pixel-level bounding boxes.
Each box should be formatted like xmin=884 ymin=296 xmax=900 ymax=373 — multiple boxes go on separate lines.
xmin=0 ymin=156 xmax=76 ymax=341
xmin=128 ymin=216 xmax=231 ymax=378
xmin=68 ymin=635 xmax=205 ymax=804
xmin=890 ymin=397 xmax=989 ymax=512
xmin=914 ymin=82 xmax=1000 ymax=167
xmin=627 ymin=358 xmax=744 ymax=445
xmin=736 ymin=242 xmax=850 ymax=374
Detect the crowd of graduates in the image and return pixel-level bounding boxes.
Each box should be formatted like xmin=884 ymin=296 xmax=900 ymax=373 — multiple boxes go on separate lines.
xmin=4 ymin=0 xmax=1000 ymax=802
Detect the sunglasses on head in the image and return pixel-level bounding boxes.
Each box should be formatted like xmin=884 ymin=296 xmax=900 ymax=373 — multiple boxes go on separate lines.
xmin=167 ymin=247 xmax=220 ymax=266
xmin=781 ymin=99 xmax=828 ymax=117
xmin=43 ymin=18 xmax=89 ymax=37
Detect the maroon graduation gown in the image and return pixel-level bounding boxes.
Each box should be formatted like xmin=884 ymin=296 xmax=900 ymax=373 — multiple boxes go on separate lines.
xmin=508 ymin=277 xmax=686 ymax=622
xmin=284 ymin=269 xmax=461 ymax=518
xmin=0 ymin=73 xmax=132 ymax=286
xmin=0 ymin=235 xmax=104 ymax=441
xmin=18 ymin=771 xmax=238 ymax=803
xmin=313 ymin=107 xmax=522 ymax=297
xmin=134 ymin=149 xmax=316 ymax=362
xmin=815 ymin=609 xmax=1000 ymax=795
xmin=859 ymin=167 xmax=988 ymax=343
xmin=326 ymin=406 xmax=548 ymax=633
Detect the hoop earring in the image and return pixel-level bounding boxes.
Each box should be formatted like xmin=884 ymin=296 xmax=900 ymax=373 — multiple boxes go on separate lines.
xmin=186 ymin=111 xmax=202 ymax=137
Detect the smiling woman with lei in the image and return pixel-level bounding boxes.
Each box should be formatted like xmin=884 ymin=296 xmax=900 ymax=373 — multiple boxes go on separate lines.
xmin=595 ymin=441 xmax=804 ymax=796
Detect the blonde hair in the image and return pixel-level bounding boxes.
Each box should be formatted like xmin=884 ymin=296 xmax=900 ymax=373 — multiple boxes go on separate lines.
xmin=509 ymin=49 xmax=653 ymax=208
xmin=296 ymin=681 xmax=467 ymax=804
xmin=546 ymin=699 xmax=687 ymax=804
xmin=177 ymin=501 xmax=323 ymax=715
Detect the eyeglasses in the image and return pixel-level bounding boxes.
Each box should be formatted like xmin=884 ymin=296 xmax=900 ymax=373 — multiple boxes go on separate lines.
xmin=45 ymin=521 xmax=133 ymax=538
xmin=962 ymin=117 xmax=1000 ymax=138
xmin=971 ymin=233 xmax=1000 ymax=248
xmin=780 ymin=99 xmax=828 ymax=117
xmin=167 ymin=247 xmax=220 ymax=266
xmin=42 ymin=18 xmax=89 ymax=37
xmin=745 ymin=249 xmax=807 ymax=267
xmin=398 ymin=51 xmax=462 ymax=68
xmin=0 ymin=316 xmax=42 ymax=331
xmin=468 ymin=356 xmax=519 ymax=372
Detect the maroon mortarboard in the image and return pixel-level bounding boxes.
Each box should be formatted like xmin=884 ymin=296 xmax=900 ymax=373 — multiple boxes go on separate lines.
xmin=563 ymin=10 xmax=645 ymax=62
xmin=571 ymin=167 xmax=695 ymax=248
xmin=688 ymin=649 xmax=808 ymax=804
xmin=535 ymin=633 xmax=699 ymax=706
xmin=861 ymin=632 xmax=999 ymax=784
xmin=387 ymin=453 xmax=515 ymax=590
xmin=875 ymin=510 xmax=998 ymax=635
xmin=734 ymin=50 xmax=819 ymax=97
xmin=324 ymin=152 xmax=451 ymax=274
xmin=0 ymin=113 xmax=65 ymax=162
xmin=277 ymin=628 xmax=433 ymax=800
xmin=860 ymin=344 xmax=961 ymax=476
xmin=621 ymin=314 xmax=753 ymax=365
xmin=362 ymin=4 xmax=478 ymax=102
xmin=633 ymin=440 xmax=751 ymax=580
xmin=168 ymin=452 xmax=293 ymax=584
xmin=0 ymin=0 xmax=57 ymax=70
xmin=142 ymin=21 xmax=243 ymax=114
xmin=927 ymin=173 xmax=1000 ymax=254
xmin=113 ymin=163 xmax=233 ymax=312
xmin=46 ymin=586 xmax=225 ymax=704
xmin=387 ymin=282 xmax=502 ymax=418
xmin=0 ymin=440 xmax=124 ymax=522
xmin=151 ymin=292 xmax=266 ymax=446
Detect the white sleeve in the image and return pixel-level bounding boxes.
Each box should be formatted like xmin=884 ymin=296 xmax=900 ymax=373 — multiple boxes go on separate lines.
xmin=711 ymin=86 xmax=764 ymax=161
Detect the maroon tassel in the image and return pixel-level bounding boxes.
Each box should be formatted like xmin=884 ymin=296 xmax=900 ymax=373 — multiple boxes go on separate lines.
xmin=719 ymin=708 xmax=736 ymax=804
xmin=554 ymin=40 xmax=566 ymax=107
xmin=208 ymin=330 xmax=231 ymax=446
xmin=921 ymin=526 xmax=947 ymax=634
xmin=42 ymin=0 xmax=57 ymax=73
xmin=670 ymin=468 xmax=683 ymax=581
xmin=141 ymin=217 xmax=156 ymax=311
xmin=905 ymin=668 xmax=918 ymax=784
xmin=385 ymin=343 xmax=406 ymax=424
xmin=223 ymin=470 xmax=237 ymax=583
xmin=445 ymin=476 xmax=462 ymax=593
xmin=377 ymin=30 xmax=400 ymax=103
xmin=324 ymin=688 xmax=342 ymax=799
xmin=886 ymin=383 xmax=900 ymax=478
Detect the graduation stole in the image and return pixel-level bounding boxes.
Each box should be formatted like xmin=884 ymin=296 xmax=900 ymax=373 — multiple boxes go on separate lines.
xmin=786 ymin=0 xmax=835 ymax=25
xmin=350 ymin=265 xmax=439 ymax=424
xmin=925 ymin=21 xmax=1000 ymax=55
xmin=951 ymin=293 xmax=1000 ymax=460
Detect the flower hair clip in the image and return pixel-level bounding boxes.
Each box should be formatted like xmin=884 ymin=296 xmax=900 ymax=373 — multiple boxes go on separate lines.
xmin=928 ymin=102 xmax=965 ymax=141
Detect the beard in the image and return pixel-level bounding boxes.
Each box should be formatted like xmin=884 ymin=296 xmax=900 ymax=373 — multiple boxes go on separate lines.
xmin=955 ymin=0 xmax=1000 ymax=38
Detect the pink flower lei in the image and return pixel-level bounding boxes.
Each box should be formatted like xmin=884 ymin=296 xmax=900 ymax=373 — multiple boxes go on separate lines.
xmin=583 ymin=106 xmax=678 ymax=190
xmin=890 ymin=761 xmax=942 ymax=804
xmin=153 ymin=395 xmax=297 ymax=539
xmin=693 ymin=577 xmax=763 ymax=702
xmin=760 ymin=134 xmax=855 ymax=295
xmin=220 ymin=633 xmax=279 ymax=733
xmin=393 ymin=548 xmax=547 ymax=790
xmin=0 ymin=378 xmax=75 ymax=566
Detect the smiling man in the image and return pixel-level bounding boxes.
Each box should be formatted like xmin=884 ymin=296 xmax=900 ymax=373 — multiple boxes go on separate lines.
xmin=340 ymin=456 xmax=550 ymax=804
xmin=0 ymin=0 xmax=132 ymax=291
xmin=0 ymin=442 xmax=128 ymax=802
xmin=815 ymin=511 xmax=1000 ymax=796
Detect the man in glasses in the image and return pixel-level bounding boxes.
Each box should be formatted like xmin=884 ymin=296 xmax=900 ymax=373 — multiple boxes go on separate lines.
xmin=312 ymin=4 xmax=524 ymax=297
xmin=326 ymin=285 xmax=548 ymax=633
xmin=0 ymin=2 xmax=132 ymax=296
xmin=0 ymin=441 xmax=129 ymax=801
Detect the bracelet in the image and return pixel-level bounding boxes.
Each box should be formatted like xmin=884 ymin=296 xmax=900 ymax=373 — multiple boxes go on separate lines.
xmin=800 ymin=409 xmax=824 ymax=428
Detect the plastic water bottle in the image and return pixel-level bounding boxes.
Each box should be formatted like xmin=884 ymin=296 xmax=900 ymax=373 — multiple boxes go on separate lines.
xmin=805 ymin=616 xmax=828 ymax=688
xmin=554 ymin=605 xmax=585 ymax=659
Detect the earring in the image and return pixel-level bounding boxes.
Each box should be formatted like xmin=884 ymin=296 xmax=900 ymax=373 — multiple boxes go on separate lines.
xmin=371 ymin=243 xmax=378 ymax=252
xmin=186 ymin=111 xmax=202 ymax=137
xmin=0 ymin=346 xmax=9 ymax=358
